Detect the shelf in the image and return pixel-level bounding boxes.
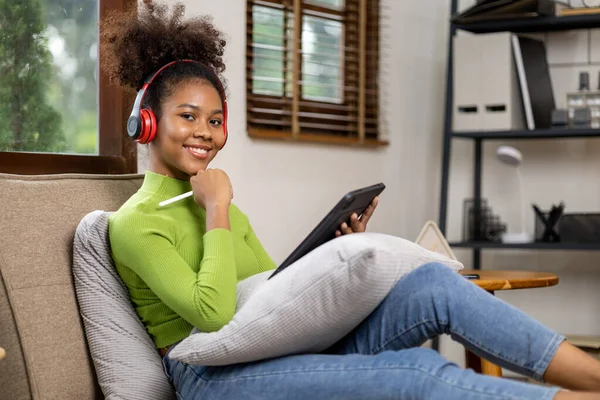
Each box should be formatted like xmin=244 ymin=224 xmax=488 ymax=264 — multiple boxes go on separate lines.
xmin=452 ymin=127 xmax=600 ymax=140
xmin=449 ymin=241 xmax=600 ymax=250
xmin=452 ymin=14 xmax=600 ymax=34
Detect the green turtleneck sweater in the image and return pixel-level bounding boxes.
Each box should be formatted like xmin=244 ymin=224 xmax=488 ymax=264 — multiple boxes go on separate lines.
xmin=108 ymin=171 xmax=277 ymax=348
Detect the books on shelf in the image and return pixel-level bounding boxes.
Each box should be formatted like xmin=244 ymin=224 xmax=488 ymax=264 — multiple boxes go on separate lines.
xmin=451 ymin=0 xmax=555 ymax=24
xmin=511 ymin=35 xmax=555 ymax=130
xmin=560 ymin=7 xmax=600 ymax=16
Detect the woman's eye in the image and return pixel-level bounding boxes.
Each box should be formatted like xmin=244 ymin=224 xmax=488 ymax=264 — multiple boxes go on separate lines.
xmin=181 ymin=114 xmax=195 ymax=121
xmin=210 ymin=119 xmax=222 ymax=126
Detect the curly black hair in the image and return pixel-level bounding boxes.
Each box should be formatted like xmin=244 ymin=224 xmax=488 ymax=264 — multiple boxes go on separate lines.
xmin=100 ymin=0 xmax=228 ymax=117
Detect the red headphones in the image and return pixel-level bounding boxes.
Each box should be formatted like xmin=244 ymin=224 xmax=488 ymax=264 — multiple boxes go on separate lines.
xmin=127 ymin=59 xmax=228 ymax=147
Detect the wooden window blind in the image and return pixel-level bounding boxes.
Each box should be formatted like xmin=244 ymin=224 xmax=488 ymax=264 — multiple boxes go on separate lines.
xmin=246 ymin=0 xmax=385 ymax=146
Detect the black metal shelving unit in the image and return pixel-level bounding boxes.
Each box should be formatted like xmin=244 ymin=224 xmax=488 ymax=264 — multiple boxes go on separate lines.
xmin=453 ymin=127 xmax=600 ymax=140
xmin=449 ymin=241 xmax=600 ymax=250
xmin=438 ymin=2 xmax=600 ymax=270
xmin=454 ymin=13 xmax=600 ymax=33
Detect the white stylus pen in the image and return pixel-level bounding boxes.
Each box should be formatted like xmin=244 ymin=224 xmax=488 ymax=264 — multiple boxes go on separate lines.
xmin=159 ymin=191 xmax=193 ymax=207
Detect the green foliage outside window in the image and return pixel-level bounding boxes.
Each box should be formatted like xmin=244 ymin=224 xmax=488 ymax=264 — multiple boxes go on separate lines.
xmin=0 ymin=0 xmax=98 ymax=154
xmin=252 ymin=2 xmax=344 ymax=104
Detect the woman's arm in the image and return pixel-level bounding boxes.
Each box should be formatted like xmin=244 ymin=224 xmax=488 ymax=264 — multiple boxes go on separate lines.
xmin=206 ymin=202 xmax=230 ymax=231
xmin=246 ymin=223 xmax=278 ymax=272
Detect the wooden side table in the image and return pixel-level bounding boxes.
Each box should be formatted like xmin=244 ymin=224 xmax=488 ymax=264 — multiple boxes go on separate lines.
xmin=459 ymin=270 xmax=559 ymax=377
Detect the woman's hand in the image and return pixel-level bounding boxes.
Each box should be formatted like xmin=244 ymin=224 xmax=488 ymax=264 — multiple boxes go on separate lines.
xmin=190 ymin=168 xmax=233 ymax=210
xmin=191 ymin=169 xmax=233 ymax=231
xmin=335 ymin=196 xmax=379 ymax=237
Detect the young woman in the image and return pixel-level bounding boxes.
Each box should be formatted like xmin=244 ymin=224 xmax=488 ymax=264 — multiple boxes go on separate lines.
xmin=103 ymin=2 xmax=600 ymax=399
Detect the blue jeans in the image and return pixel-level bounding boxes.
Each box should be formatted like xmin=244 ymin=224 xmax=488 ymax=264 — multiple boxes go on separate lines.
xmin=163 ymin=263 xmax=564 ymax=399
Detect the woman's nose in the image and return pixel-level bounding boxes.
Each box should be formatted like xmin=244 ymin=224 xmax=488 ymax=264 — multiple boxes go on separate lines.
xmin=192 ymin=121 xmax=212 ymax=139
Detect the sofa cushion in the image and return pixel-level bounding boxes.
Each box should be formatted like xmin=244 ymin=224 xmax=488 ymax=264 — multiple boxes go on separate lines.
xmin=169 ymin=232 xmax=464 ymax=366
xmin=0 ymin=172 xmax=143 ymax=400
xmin=0 ymin=273 xmax=30 ymax=400
xmin=73 ymin=211 xmax=175 ymax=400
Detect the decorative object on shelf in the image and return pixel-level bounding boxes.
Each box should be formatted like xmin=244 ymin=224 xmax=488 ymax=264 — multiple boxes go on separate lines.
xmin=579 ymin=71 xmax=590 ymax=91
xmin=533 ymin=202 xmax=564 ymax=242
xmin=559 ymin=213 xmax=600 ymax=242
xmin=462 ymin=198 xmax=507 ymax=242
xmin=415 ymin=220 xmax=458 ymax=261
xmin=573 ymin=107 xmax=593 ymax=127
xmin=567 ymin=91 xmax=600 ymax=129
xmin=496 ymin=145 xmax=534 ymax=243
xmin=532 ymin=204 xmax=600 ymax=243
xmin=551 ymin=108 xmax=570 ymax=127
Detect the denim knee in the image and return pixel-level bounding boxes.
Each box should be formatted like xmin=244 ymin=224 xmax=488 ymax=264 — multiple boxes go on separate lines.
xmin=416 ymin=262 xmax=459 ymax=278
xmin=392 ymin=263 xmax=463 ymax=317
xmin=384 ymin=347 xmax=459 ymax=377
xmin=410 ymin=262 xmax=462 ymax=292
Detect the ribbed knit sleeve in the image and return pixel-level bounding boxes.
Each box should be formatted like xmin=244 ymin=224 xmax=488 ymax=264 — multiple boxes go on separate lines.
xmin=246 ymin=224 xmax=278 ymax=273
xmin=109 ymin=212 xmax=237 ymax=333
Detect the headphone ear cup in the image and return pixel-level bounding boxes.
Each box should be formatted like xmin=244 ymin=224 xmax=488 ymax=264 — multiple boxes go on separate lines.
xmin=146 ymin=110 xmax=157 ymax=143
xmin=137 ymin=109 xmax=157 ymax=144
xmin=127 ymin=115 xmax=141 ymax=139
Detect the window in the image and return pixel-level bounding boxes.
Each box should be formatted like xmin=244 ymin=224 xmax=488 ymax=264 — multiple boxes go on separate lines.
xmin=246 ymin=0 xmax=385 ymax=146
xmin=0 ymin=0 xmax=136 ymax=174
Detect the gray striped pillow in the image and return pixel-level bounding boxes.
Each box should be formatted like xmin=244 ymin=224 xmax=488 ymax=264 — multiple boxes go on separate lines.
xmin=72 ymin=211 xmax=175 ymax=400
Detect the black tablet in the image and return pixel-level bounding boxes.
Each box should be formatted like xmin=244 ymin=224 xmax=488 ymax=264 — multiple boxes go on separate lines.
xmin=269 ymin=183 xmax=385 ymax=279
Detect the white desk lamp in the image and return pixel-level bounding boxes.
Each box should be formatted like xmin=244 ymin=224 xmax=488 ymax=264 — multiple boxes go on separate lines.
xmin=496 ymin=145 xmax=533 ymax=243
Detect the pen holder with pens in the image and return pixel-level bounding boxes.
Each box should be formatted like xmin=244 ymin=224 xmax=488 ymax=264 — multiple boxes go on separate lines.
xmin=533 ymin=203 xmax=562 ymax=243
xmin=533 ymin=203 xmax=600 ymax=243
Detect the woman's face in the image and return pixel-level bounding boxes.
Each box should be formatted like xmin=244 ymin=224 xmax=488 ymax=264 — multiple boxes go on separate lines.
xmin=149 ymin=79 xmax=226 ymax=180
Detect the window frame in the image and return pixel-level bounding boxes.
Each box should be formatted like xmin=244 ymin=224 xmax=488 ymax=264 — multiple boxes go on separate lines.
xmin=246 ymin=0 xmax=386 ymax=147
xmin=0 ymin=0 xmax=137 ymax=175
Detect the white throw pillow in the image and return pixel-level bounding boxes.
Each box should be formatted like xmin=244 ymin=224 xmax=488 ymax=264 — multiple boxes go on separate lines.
xmin=168 ymin=232 xmax=463 ymax=366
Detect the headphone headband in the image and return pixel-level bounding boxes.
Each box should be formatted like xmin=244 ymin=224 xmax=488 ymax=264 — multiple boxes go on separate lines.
xmin=127 ymin=59 xmax=228 ymax=147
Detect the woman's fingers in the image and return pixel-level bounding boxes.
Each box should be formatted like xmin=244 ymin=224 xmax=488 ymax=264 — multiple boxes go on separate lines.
xmin=340 ymin=222 xmax=353 ymax=235
xmin=359 ymin=196 xmax=379 ymax=225
xmin=350 ymin=213 xmax=362 ymax=232
xmin=339 ymin=198 xmax=381 ymax=236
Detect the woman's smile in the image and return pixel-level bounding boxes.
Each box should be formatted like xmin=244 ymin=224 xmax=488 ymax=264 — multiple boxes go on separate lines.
xmin=183 ymin=144 xmax=211 ymax=160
